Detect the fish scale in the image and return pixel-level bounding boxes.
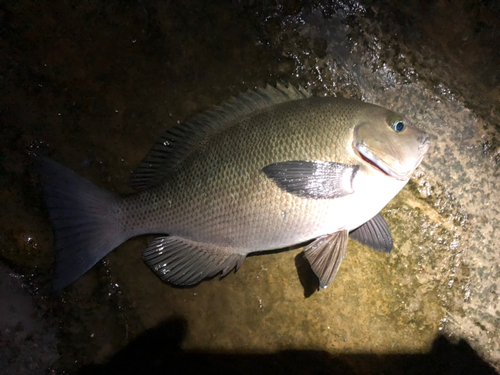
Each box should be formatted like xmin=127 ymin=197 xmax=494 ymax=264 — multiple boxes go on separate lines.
xmin=121 ymin=98 xmax=361 ymax=246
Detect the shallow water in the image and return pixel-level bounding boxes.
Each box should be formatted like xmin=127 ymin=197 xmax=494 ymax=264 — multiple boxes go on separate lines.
xmin=1 ymin=1 xmax=499 ymax=374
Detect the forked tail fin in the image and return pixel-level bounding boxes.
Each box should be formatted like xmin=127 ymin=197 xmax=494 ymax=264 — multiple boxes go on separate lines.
xmin=37 ymin=157 xmax=127 ymax=290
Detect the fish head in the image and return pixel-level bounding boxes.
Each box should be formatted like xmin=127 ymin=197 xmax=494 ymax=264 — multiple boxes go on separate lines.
xmin=353 ymin=109 xmax=430 ymax=181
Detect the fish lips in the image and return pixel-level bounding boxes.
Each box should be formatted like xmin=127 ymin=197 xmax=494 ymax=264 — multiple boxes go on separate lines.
xmin=355 ymin=137 xmax=431 ymax=181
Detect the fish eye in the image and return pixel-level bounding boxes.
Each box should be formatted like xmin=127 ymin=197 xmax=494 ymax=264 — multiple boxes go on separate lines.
xmin=392 ymin=120 xmax=405 ymax=133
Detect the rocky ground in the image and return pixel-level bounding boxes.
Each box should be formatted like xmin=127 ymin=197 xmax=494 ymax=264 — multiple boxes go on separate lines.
xmin=1 ymin=1 xmax=499 ymax=374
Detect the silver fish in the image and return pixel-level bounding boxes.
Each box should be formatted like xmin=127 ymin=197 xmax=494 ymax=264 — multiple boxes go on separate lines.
xmin=38 ymin=83 xmax=430 ymax=290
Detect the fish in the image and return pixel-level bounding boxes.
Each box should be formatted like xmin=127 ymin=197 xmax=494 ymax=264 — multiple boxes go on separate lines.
xmin=38 ymin=83 xmax=430 ymax=290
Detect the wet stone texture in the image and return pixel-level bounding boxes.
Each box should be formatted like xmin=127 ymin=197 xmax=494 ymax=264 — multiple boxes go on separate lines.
xmin=0 ymin=1 xmax=499 ymax=374
xmin=0 ymin=263 xmax=58 ymax=373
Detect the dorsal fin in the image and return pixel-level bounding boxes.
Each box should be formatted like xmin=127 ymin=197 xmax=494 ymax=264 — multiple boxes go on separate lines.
xmin=130 ymin=83 xmax=312 ymax=190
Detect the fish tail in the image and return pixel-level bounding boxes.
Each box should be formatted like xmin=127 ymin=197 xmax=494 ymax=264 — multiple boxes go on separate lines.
xmin=37 ymin=157 xmax=127 ymax=290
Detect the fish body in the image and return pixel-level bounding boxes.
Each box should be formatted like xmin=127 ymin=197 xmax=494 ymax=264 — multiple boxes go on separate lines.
xmin=38 ymin=84 xmax=430 ymax=289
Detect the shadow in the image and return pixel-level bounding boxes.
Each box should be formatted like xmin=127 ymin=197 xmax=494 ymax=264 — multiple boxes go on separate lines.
xmin=295 ymin=252 xmax=320 ymax=298
xmin=247 ymin=243 xmax=321 ymax=298
xmin=79 ymin=317 xmax=498 ymax=375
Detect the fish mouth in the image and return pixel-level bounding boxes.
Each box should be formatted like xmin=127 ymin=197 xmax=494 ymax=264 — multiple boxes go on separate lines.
xmin=356 ymin=148 xmax=397 ymax=178
xmin=355 ymin=138 xmax=430 ymax=181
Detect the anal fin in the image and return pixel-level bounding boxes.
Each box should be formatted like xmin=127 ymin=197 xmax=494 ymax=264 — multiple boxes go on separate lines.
xmin=303 ymin=230 xmax=348 ymax=289
xmin=142 ymin=236 xmax=246 ymax=286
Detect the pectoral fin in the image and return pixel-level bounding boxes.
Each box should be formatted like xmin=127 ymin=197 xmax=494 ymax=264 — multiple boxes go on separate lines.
xmin=303 ymin=230 xmax=348 ymax=289
xmin=142 ymin=236 xmax=246 ymax=286
xmin=349 ymin=213 xmax=393 ymax=253
xmin=262 ymin=161 xmax=359 ymax=199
